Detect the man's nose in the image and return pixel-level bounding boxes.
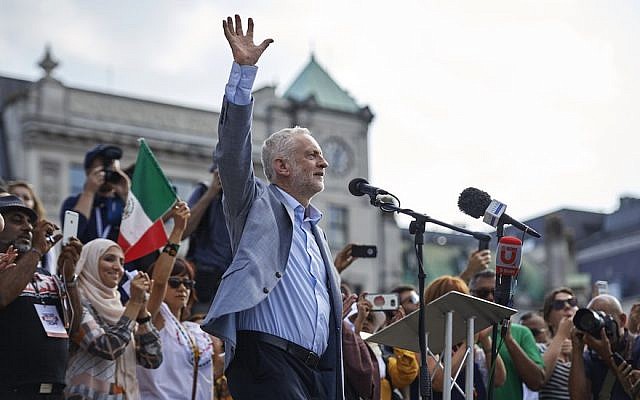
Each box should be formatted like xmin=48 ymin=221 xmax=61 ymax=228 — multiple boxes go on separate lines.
xmin=21 ymin=220 xmax=33 ymax=232
xmin=318 ymin=155 xmax=329 ymax=168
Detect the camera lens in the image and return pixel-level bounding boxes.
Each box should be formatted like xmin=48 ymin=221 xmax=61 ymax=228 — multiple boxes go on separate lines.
xmin=574 ymin=308 xmax=604 ymax=338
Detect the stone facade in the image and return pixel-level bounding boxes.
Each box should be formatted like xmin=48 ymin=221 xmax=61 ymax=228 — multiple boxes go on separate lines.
xmin=0 ymin=49 xmax=404 ymax=292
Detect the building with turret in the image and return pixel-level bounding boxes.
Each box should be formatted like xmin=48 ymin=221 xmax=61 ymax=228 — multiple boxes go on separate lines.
xmin=0 ymin=48 xmax=403 ymax=291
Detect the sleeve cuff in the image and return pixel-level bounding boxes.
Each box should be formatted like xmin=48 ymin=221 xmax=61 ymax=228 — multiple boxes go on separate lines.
xmin=225 ymin=62 xmax=258 ymax=106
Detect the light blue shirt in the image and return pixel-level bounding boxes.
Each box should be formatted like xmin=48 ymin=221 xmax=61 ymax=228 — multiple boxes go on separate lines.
xmin=237 ymin=188 xmax=331 ymax=355
xmin=226 ymin=63 xmax=331 ymax=355
xmin=225 ymin=62 xmax=257 ymax=106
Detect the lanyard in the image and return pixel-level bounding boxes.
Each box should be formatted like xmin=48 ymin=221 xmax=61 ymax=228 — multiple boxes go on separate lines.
xmin=95 ymin=206 xmax=112 ymax=239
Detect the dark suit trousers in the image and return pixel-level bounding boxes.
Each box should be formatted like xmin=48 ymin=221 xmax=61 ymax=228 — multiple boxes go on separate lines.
xmin=227 ymin=333 xmax=327 ymax=400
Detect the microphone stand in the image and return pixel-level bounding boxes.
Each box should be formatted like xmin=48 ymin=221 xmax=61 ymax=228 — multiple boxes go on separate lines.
xmin=487 ymin=222 xmax=505 ymax=400
xmin=372 ymin=196 xmax=491 ymax=400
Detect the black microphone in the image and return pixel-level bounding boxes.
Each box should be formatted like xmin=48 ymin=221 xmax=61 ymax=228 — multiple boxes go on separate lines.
xmin=457 ymin=187 xmax=541 ymax=238
xmin=348 ymin=178 xmax=389 ymax=197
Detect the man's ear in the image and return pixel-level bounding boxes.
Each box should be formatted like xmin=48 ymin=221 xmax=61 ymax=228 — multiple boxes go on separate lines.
xmin=619 ymin=313 xmax=627 ymax=330
xmin=273 ymin=158 xmax=291 ymax=178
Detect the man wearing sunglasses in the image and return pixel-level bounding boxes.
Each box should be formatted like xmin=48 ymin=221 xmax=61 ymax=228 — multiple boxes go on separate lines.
xmin=469 ymin=270 xmax=545 ymax=400
xmin=201 ymin=15 xmax=343 ymax=400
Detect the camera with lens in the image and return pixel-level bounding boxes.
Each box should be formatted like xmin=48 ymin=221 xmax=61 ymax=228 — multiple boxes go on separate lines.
xmin=573 ymin=308 xmax=619 ymax=341
xmin=100 ymin=146 xmax=123 ymax=184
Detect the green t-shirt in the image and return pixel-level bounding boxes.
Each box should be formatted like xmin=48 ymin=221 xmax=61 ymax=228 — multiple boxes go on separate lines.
xmin=494 ymin=323 xmax=544 ymax=400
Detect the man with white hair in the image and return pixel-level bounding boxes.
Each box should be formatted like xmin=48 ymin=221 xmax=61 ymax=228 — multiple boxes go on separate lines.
xmin=569 ymin=294 xmax=640 ymax=400
xmin=201 ymin=15 xmax=343 ymax=400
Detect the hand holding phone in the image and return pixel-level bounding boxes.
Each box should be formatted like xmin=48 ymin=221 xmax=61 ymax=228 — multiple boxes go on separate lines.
xmin=364 ymin=293 xmax=399 ymax=311
xmin=63 ymin=211 xmax=79 ymax=245
xmin=351 ymin=245 xmax=377 ymax=258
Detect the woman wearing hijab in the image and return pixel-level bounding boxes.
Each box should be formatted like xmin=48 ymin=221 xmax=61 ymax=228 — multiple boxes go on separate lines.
xmin=64 ymin=238 xmax=161 ymax=400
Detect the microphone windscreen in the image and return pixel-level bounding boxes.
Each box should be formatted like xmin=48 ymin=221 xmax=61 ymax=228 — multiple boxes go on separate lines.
xmin=348 ymin=178 xmax=368 ymax=196
xmin=458 ymin=187 xmax=491 ymax=218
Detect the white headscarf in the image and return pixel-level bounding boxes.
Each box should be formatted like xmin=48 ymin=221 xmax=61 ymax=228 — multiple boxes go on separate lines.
xmin=75 ymin=239 xmax=141 ymax=399
xmin=75 ymin=238 xmax=125 ymax=324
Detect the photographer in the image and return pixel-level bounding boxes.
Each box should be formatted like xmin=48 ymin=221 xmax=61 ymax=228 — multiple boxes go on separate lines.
xmin=60 ymin=144 xmax=130 ymax=244
xmin=569 ymin=294 xmax=640 ymax=400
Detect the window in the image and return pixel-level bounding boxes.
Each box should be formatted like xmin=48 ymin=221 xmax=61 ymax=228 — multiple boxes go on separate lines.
xmin=326 ymin=205 xmax=348 ymax=251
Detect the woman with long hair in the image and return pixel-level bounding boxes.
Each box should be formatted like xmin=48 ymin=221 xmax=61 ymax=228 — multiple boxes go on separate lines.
xmin=538 ymin=287 xmax=578 ymax=400
xmin=424 ymin=275 xmax=506 ymax=400
xmin=137 ymin=257 xmax=215 ymax=400
xmin=136 ymin=202 xmax=216 ymax=400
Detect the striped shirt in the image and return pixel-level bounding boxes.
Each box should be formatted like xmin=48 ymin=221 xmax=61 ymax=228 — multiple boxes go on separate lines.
xmin=65 ymin=303 xmax=162 ymax=399
xmin=237 ymin=187 xmax=331 ymax=355
xmin=538 ymin=343 xmax=571 ymax=400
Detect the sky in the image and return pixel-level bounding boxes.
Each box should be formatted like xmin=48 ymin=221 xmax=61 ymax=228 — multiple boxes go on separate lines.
xmin=1 ymin=0 xmax=639 ymax=232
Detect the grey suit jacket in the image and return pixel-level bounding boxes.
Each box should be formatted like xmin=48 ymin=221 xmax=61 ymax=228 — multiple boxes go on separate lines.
xmin=201 ymin=97 xmax=344 ymax=399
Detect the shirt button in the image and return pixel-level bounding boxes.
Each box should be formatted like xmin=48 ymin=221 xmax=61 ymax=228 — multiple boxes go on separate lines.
xmin=275 ymin=272 xmax=282 ymax=278
xmin=263 ymin=287 xmax=269 ymax=294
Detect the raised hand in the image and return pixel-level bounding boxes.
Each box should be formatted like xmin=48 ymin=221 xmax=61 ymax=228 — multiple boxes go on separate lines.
xmin=334 ymin=243 xmax=356 ymax=273
xmin=130 ymin=272 xmax=152 ymax=305
xmin=172 ymin=201 xmax=191 ymax=234
xmin=557 ymin=316 xmax=573 ymax=339
xmin=0 ymin=245 xmax=18 ymax=271
xmin=58 ymin=238 xmax=83 ymax=280
xmin=341 ymin=293 xmax=357 ymax=320
xmin=31 ymin=219 xmax=61 ymax=255
xmin=222 ymin=15 xmax=273 ymax=66
xmin=110 ymin=160 xmax=131 ymax=199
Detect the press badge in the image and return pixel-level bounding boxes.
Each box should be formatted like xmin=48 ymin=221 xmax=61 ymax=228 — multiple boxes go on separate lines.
xmin=34 ymin=304 xmax=69 ymax=338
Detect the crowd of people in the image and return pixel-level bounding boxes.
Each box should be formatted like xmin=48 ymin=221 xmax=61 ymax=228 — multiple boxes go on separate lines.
xmin=2 ymin=13 xmax=640 ymax=400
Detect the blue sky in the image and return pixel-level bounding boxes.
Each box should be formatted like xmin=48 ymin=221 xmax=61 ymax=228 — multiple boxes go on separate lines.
xmin=2 ymin=0 xmax=639 ymax=231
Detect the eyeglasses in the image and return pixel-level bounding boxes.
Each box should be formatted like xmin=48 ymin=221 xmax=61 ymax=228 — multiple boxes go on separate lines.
xmin=551 ymin=297 xmax=578 ymax=310
xmin=168 ymin=277 xmax=195 ymax=289
xmin=472 ymin=288 xmax=495 ymax=299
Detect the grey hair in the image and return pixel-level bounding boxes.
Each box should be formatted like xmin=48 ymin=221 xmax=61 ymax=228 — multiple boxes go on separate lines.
xmin=261 ymin=126 xmax=312 ymax=182
xmin=469 ymin=269 xmax=496 ymax=291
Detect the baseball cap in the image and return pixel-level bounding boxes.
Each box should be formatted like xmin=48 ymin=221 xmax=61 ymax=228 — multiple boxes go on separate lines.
xmin=84 ymin=144 xmax=123 ymax=170
xmin=0 ymin=195 xmax=38 ymax=223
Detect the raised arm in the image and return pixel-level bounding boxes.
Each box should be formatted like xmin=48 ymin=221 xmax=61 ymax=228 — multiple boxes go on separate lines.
xmin=504 ymin=324 xmax=545 ymax=390
xmin=183 ymin=175 xmax=220 ymax=239
xmin=148 ymin=202 xmax=190 ymax=327
xmin=59 ymin=238 xmax=84 ymax=334
xmin=216 ymin=15 xmax=273 ymax=231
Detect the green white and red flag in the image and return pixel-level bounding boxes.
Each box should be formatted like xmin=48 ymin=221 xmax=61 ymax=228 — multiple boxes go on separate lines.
xmin=118 ymin=139 xmax=177 ymax=262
